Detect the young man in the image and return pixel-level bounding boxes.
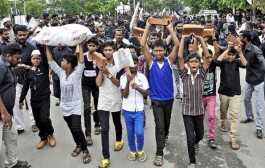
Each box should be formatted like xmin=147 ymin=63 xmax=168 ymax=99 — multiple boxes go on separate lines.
xmin=19 ymin=50 xmax=56 ymax=149
xmin=82 ymin=37 xmax=101 ymax=146
xmin=0 ymin=43 xmax=31 ymax=168
xmin=178 ymin=34 xmax=209 ymax=168
xmin=96 ymin=41 xmax=123 ymax=168
xmin=239 ymin=30 xmax=265 ymax=139
xmin=46 ymin=44 xmax=91 ymax=164
xmin=216 ymin=43 xmax=247 ymax=150
xmin=141 ymin=18 xmax=179 ymax=166
xmin=120 ymin=54 xmax=149 ymax=162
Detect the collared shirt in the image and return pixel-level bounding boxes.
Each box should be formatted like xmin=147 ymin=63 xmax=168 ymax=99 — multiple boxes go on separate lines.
xmin=242 ymin=43 xmax=265 ymax=85
xmin=0 ymin=55 xmax=16 ymax=115
xmin=114 ymin=41 xmax=129 ymax=51
xmin=120 ymin=72 xmax=149 ymax=112
xmin=0 ymin=39 xmax=9 ymax=54
xmin=180 ymin=67 xmax=206 ymax=116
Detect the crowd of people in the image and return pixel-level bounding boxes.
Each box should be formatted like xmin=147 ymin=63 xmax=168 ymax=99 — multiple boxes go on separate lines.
xmin=0 ymin=10 xmax=265 ymax=168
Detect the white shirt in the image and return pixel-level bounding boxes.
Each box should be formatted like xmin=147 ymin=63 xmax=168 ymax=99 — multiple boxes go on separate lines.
xmin=49 ymin=61 xmax=85 ymax=116
xmin=187 ymin=68 xmax=200 ymax=85
xmin=120 ymin=72 xmax=149 ymax=112
xmin=97 ymin=64 xmax=122 ymax=112
xmin=226 ymin=15 xmax=235 ymax=23
xmin=239 ymin=22 xmax=246 ymax=33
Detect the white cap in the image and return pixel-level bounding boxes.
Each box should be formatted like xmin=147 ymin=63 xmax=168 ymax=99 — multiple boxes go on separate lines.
xmin=3 ymin=18 xmax=11 ymax=24
xmin=31 ymin=50 xmax=41 ymax=56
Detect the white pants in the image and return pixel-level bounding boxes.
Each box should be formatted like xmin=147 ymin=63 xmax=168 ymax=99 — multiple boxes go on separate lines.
xmin=13 ymin=83 xmax=35 ymax=130
xmin=0 ymin=118 xmax=19 ymax=168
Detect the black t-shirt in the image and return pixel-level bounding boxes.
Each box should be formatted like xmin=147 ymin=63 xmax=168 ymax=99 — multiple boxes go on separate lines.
xmin=82 ymin=54 xmax=98 ymax=89
xmin=215 ymin=59 xmax=245 ymax=96
xmin=203 ymin=61 xmax=216 ymax=96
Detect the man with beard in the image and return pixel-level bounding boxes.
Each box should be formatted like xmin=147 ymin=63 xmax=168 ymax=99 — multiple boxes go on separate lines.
xmin=113 ymin=29 xmax=129 ymax=51
xmin=96 ymin=26 xmax=111 ymax=53
xmin=2 ymin=18 xmax=15 ymax=42
xmin=245 ymin=22 xmax=261 ymax=47
xmin=239 ymin=30 xmax=265 ymax=139
xmin=0 ymin=28 xmax=10 ymax=54
xmin=12 ymin=25 xmax=38 ymax=134
xmin=0 ymin=43 xmax=31 ymax=168
xmin=105 ymin=20 xmax=115 ymax=39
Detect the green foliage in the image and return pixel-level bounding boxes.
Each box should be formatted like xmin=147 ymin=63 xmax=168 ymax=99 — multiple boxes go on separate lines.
xmin=255 ymin=0 xmax=265 ymax=14
xmin=0 ymin=0 xmax=10 ymax=18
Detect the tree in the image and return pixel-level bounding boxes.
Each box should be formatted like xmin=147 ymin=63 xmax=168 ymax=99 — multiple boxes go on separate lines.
xmin=0 ymin=0 xmax=10 ymax=18
xmin=25 ymin=0 xmax=46 ymax=18
xmin=255 ymin=0 xmax=265 ymax=14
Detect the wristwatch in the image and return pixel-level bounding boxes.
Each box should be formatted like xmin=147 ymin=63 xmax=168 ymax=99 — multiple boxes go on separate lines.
xmin=107 ymin=74 xmax=113 ymax=79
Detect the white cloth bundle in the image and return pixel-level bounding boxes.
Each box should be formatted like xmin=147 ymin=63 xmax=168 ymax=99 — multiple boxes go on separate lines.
xmin=34 ymin=24 xmax=94 ymax=46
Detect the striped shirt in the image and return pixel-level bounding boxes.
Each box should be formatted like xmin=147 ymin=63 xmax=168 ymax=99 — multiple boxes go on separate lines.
xmin=180 ymin=67 xmax=206 ymax=116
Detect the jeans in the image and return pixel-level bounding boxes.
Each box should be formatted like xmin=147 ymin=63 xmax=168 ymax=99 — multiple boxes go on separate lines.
xmin=219 ymin=94 xmax=240 ymax=141
xmin=151 ymin=99 xmax=174 ymax=156
xmin=123 ymin=110 xmax=144 ymax=152
xmin=202 ymin=95 xmax=216 ymax=140
xmin=1 ymin=118 xmax=19 ymax=168
xmin=63 ymin=115 xmax=87 ymax=151
xmin=82 ymin=86 xmax=100 ymax=137
xmin=244 ymin=82 xmax=264 ymax=130
xmin=31 ymin=97 xmax=54 ymax=140
xmin=52 ymin=77 xmax=60 ymax=99
xmin=183 ymin=115 xmax=204 ymax=164
xmin=98 ymin=110 xmax=122 ymax=159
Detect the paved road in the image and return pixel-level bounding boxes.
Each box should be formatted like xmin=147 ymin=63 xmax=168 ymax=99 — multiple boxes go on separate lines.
xmin=1 ymin=68 xmax=265 ymax=168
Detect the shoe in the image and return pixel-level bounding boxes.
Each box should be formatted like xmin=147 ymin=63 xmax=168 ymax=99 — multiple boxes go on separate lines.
xmin=208 ymin=139 xmax=217 ymax=149
xmin=55 ymin=101 xmax=60 ymax=106
xmin=220 ymin=123 xmax=227 ymax=132
xmin=138 ymin=150 xmax=147 ymax=162
xmin=31 ymin=125 xmax=39 ymax=132
xmin=48 ymin=134 xmax=56 ymax=147
xmin=98 ymin=159 xmax=110 ymax=168
xmin=11 ymin=160 xmax=31 ymax=168
xmin=240 ymin=118 xmax=254 ymax=123
xmin=86 ymin=136 xmax=93 ymax=146
xmin=187 ymin=163 xmax=196 ymax=168
xmin=230 ymin=140 xmax=240 ymax=150
xmin=36 ymin=140 xmax=47 ymax=149
xmin=194 ymin=143 xmax=199 ymax=152
xmin=114 ymin=140 xmax=124 ymax=151
xmin=127 ymin=151 xmax=137 ymax=161
xmin=17 ymin=129 xmax=24 ymax=134
xmin=256 ymin=129 xmax=263 ymax=139
xmin=94 ymin=127 xmax=101 ymax=135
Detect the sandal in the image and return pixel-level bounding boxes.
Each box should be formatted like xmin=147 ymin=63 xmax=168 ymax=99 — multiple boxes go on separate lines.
xmin=153 ymin=155 xmax=163 ymax=166
xmin=128 ymin=151 xmax=137 ymax=161
xmin=71 ymin=146 xmax=81 ymax=157
xmin=86 ymin=136 xmax=93 ymax=146
xmin=82 ymin=149 xmax=91 ymax=164
xmin=98 ymin=159 xmax=110 ymax=168
xmin=230 ymin=141 xmax=240 ymax=150
xmin=114 ymin=140 xmax=124 ymax=151
xmin=138 ymin=150 xmax=147 ymax=162
xmin=95 ymin=127 xmax=101 ymax=135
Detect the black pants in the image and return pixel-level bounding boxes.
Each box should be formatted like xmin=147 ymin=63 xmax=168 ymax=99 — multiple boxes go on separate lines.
xmin=183 ymin=115 xmax=204 ymax=164
xmin=98 ymin=110 xmax=122 ymax=159
xmin=31 ymin=97 xmax=54 ymax=140
xmin=151 ymin=99 xmax=174 ymax=156
xmin=52 ymin=77 xmax=60 ymax=99
xmin=82 ymin=86 xmax=100 ymax=136
xmin=64 ymin=114 xmax=87 ymax=151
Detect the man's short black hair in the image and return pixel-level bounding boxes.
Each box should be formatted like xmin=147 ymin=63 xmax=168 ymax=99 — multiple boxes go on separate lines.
xmin=0 ymin=28 xmax=8 ymax=35
xmin=14 ymin=25 xmax=27 ymax=34
xmin=52 ymin=13 xmax=58 ymax=19
xmin=63 ymin=54 xmax=78 ymax=69
xmin=228 ymin=48 xmax=237 ymax=55
xmin=97 ymin=25 xmax=104 ymax=32
xmin=202 ymin=49 xmax=213 ymax=57
xmin=115 ymin=28 xmax=124 ymax=35
xmin=240 ymin=30 xmax=252 ymax=41
xmin=245 ymin=21 xmax=253 ymax=29
xmin=3 ymin=43 xmax=22 ymax=57
xmin=103 ymin=40 xmax=115 ymax=50
xmin=152 ymin=39 xmax=167 ymax=49
xmin=86 ymin=36 xmax=99 ymax=46
xmin=187 ymin=52 xmax=201 ymax=62
xmin=43 ymin=13 xmax=49 ymax=20
xmin=128 ymin=44 xmax=136 ymax=50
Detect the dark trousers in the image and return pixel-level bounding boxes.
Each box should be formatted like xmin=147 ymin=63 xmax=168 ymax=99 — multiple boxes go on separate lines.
xmin=98 ymin=110 xmax=122 ymax=159
xmin=64 ymin=114 xmax=87 ymax=151
xmin=183 ymin=115 xmax=204 ymax=164
xmin=151 ymin=99 xmax=174 ymax=156
xmin=52 ymin=77 xmax=60 ymax=99
xmin=31 ymin=97 xmax=54 ymax=140
xmin=82 ymin=86 xmax=100 ymax=136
